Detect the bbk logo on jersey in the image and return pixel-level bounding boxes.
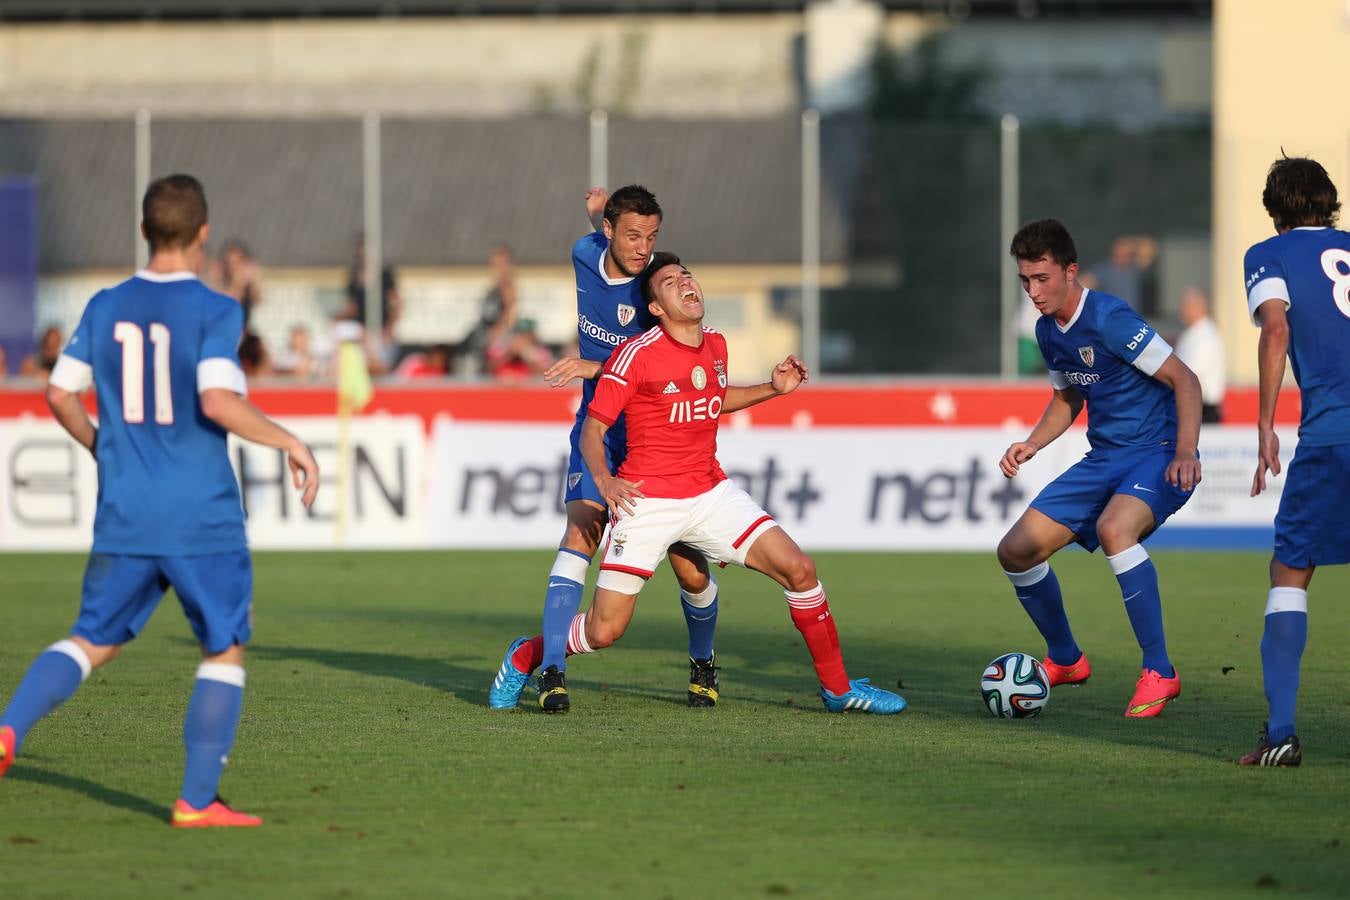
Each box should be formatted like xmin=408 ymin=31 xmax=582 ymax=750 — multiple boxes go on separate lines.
xmin=1077 ymin=346 xmax=1095 ymax=367
xmin=616 ymin=304 xmax=636 ymax=327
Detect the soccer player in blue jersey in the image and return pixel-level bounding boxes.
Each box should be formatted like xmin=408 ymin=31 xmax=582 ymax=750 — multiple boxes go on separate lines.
xmin=0 ymin=175 xmax=319 ymax=826
xmin=996 ymin=218 xmax=1203 ymax=718
xmin=1239 ymin=156 xmax=1350 ymax=767
xmin=488 ymin=185 xmax=722 ymax=713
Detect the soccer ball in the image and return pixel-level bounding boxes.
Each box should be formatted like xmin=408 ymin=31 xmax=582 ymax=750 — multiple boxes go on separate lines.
xmin=981 ymin=652 xmax=1050 ymax=718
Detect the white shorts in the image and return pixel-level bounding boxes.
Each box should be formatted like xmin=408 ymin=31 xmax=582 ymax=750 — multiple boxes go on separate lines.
xmin=598 ymin=480 xmax=777 ymax=589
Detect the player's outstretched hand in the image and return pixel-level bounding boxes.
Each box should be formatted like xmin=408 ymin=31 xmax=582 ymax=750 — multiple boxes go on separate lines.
xmin=585 ymin=187 xmax=609 ymax=223
xmin=287 ymin=438 xmax=320 ymax=509
xmin=598 ymin=474 xmax=644 ymax=516
xmin=999 ymin=441 xmax=1038 ymax=479
xmin=1167 ymin=451 xmax=1202 ymax=492
xmin=771 ymin=355 xmax=809 ymax=395
xmin=1251 ymin=426 xmax=1281 ymax=497
xmin=544 ymin=357 xmax=602 ymax=388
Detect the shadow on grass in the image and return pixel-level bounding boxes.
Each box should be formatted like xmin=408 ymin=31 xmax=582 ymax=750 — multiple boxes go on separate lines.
xmin=10 ymin=766 xmax=166 ymax=822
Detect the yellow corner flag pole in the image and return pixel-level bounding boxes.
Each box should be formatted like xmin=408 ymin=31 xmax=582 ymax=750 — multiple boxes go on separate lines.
xmin=334 ymin=322 xmax=374 ymax=547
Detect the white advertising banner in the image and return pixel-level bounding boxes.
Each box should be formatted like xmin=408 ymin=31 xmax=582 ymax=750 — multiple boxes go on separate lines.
xmin=0 ymin=415 xmax=426 ymax=551
xmin=1 ymin=417 xmax=1286 ymax=552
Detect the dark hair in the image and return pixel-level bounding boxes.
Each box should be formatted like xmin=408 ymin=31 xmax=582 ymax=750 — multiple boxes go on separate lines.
xmin=1009 ymin=218 xmax=1078 ymax=268
xmin=1263 ymin=156 xmax=1340 ymax=230
xmin=604 ymin=184 xmax=662 ymax=226
xmin=142 ymin=174 xmax=208 ymax=252
xmin=238 ymin=332 xmax=266 ymax=370
xmin=639 ymin=251 xmax=683 ymax=305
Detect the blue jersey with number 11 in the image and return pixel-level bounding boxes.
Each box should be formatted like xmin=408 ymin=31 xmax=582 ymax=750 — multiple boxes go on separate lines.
xmin=51 ymin=271 xmax=248 ymax=556
xmin=1245 ymin=226 xmax=1350 ymax=447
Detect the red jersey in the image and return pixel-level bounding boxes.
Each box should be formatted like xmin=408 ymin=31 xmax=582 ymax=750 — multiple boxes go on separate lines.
xmin=588 ymin=325 xmax=729 ymax=499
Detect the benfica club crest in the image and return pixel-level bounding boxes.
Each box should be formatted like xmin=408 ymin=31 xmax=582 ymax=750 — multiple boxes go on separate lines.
xmin=1077 ymin=346 xmax=1095 ymax=368
xmin=616 ymin=304 xmax=636 ymax=327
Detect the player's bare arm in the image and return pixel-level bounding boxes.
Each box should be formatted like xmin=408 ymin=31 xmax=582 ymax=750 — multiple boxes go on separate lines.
xmin=1150 ymin=354 xmax=1203 ymax=492
xmin=45 ymin=383 xmax=96 ymax=457
xmin=585 ymin=187 xmax=609 ymax=232
xmin=580 ymin=414 xmax=643 ymax=514
xmin=200 ymin=388 xmax=320 ymax=508
xmin=544 ymin=357 xmax=602 ymax=388
xmin=1251 ymin=298 xmax=1290 ymax=496
xmin=722 ymin=356 xmax=810 ymax=414
xmin=1000 ymin=387 xmax=1083 ymax=478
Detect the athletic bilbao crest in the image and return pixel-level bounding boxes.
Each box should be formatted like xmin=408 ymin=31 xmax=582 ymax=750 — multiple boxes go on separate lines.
xmin=616 ymin=304 xmax=636 ymax=327
xmin=1077 ymin=346 xmax=1095 ymax=367
xmin=568 ymin=472 xmax=583 ymax=490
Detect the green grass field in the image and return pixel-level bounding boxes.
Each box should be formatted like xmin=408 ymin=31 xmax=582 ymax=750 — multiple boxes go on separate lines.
xmin=1 ymin=550 xmax=1348 ymax=899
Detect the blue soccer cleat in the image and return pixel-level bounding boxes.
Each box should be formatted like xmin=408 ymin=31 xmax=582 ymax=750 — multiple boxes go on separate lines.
xmin=820 ymin=678 xmax=907 ymax=715
xmin=488 ymin=637 xmax=532 ymax=710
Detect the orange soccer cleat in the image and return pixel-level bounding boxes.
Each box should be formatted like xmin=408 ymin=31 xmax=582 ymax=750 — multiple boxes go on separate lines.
xmin=1041 ymin=652 xmax=1092 ymax=688
xmin=0 ymin=726 xmax=15 ymax=780
xmin=171 ymin=797 xmax=263 ymax=828
xmin=1125 ymin=667 xmax=1182 ymax=718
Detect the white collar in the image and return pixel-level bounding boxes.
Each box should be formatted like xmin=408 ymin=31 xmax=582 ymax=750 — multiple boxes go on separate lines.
xmin=1293 ymin=226 xmax=1328 ymax=231
xmin=1055 ymin=285 xmax=1089 ymax=334
xmin=595 ymin=244 xmax=635 ymax=287
xmin=135 ymin=269 xmax=199 ymax=283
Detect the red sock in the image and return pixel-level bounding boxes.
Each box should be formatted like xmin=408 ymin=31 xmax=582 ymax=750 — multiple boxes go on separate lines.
xmin=510 ymin=635 xmax=578 ymax=674
xmin=785 ymin=584 xmax=849 ymax=695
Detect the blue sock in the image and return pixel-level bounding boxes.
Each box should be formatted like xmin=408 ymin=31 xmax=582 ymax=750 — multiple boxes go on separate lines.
xmin=180 ymin=664 xmax=246 ymax=809
xmin=1109 ymin=545 xmax=1173 ymax=677
xmin=541 ymin=549 xmax=590 ymax=672
xmin=681 ymin=578 xmax=718 ymax=660
xmin=1 ymin=641 xmax=90 ymax=753
xmin=1261 ymin=588 xmax=1308 ymax=743
xmin=1005 ymin=562 xmax=1080 ymax=664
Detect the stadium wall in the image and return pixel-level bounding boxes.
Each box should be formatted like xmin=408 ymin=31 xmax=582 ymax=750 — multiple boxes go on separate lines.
xmin=0 ymin=383 xmax=1297 ymax=552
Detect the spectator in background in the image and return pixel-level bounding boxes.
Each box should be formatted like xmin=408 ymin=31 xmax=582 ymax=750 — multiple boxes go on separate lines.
xmin=339 ymin=235 xmax=401 ymax=374
xmin=1082 ymin=235 xmax=1158 ymax=315
xmin=219 ymin=239 xmax=263 ymax=328
xmin=273 ymin=324 xmax=318 ymax=380
xmin=394 ymin=344 xmax=455 ymax=379
xmin=238 ymin=332 xmax=272 ymax=379
xmin=1174 ymin=287 xmax=1225 ymax=423
xmin=486 ymin=319 xmax=553 ymax=382
xmin=20 ymin=326 xmax=62 ymax=379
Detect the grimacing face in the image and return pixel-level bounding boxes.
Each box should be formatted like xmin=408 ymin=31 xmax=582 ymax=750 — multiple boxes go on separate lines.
xmin=603 ymin=211 xmax=660 ymax=278
xmin=1018 ymin=254 xmax=1079 ymax=320
xmin=647 ymin=263 xmax=704 ymax=325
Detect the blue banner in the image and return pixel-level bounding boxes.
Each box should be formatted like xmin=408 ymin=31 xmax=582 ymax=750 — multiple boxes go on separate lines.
xmin=0 ymin=178 xmax=37 ymax=377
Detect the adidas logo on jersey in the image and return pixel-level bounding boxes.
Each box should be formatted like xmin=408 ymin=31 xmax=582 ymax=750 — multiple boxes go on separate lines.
xmin=662 ymin=381 xmax=680 ymax=394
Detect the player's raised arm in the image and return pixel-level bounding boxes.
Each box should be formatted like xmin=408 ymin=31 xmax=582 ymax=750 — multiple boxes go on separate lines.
xmin=1251 ymin=298 xmax=1290 ymax=496
xmin=723 ymin=355 xmax=809 ymax=413
xmin=1150 ymin=353 xmax=1203 ymax=492
xmin=1000 ymin=385 xmax=1083 ymax=479
xmin=543 ymin=356 xmax=602 ymax=388
xmin=585 ymin=187 xmax=609 ymax=232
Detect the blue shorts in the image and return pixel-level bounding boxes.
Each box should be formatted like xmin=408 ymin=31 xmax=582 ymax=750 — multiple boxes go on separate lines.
xmin=1273 ymin=443 xmax=1350 ymax=569
xmin=1030 ymin=445 xmax=1194 ymax=552
xmin=73 ymin=551 xmax=253 ymax=654
xmin=564 ymin=414 xmax=627 ymax=507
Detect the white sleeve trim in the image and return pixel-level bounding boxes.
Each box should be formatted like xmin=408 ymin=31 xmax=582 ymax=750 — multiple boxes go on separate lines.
xmin=601 ymin=372 xmax=627 ymax=386
xmin=1248 ymin=277 xmax=1290 ymax=325
xmin=1132 ymin=333 xmax=1173 ymax=377
xmin=197 ymin=358 xmax=247 ymax=396
xmin=1048 ymin=370 xmax=1069 ymax=390
xmin=48 ymin=354 xmax=93 ymax=393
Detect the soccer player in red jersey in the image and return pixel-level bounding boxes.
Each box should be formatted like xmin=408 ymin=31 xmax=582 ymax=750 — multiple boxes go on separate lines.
xmin=548 ymin=252 xmax=905 ymax=713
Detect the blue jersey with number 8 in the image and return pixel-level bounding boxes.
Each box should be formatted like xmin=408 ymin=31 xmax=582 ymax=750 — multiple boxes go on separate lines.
xmin=1245 ymin=227 xmax=1350 ymax=447
xmin=51 ymin=272 xmax=248 ymax=555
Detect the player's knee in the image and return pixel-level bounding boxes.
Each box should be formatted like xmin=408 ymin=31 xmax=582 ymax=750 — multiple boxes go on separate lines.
xmin=996 ymin=533 xmax=1031 ymax=572
xmin=1095 ymin=517 xmax=1133 ymax=554
xmin=676 ymin=568 xmax=711 ymax=594
xmin=783 ymin=553 xmax=818 ymax=593
xmin=587 ymin=620 xmax=625 ymax=649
